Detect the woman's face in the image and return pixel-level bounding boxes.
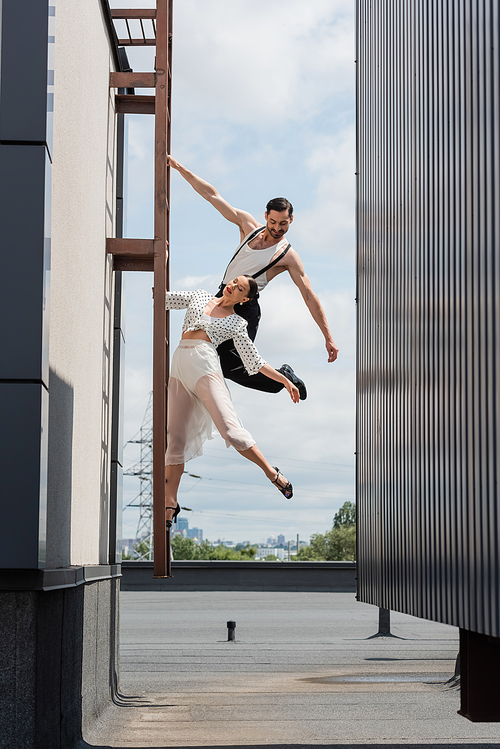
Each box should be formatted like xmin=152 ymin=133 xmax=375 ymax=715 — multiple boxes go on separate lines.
xmin=224 ymin=276 xmax=250 ymax=304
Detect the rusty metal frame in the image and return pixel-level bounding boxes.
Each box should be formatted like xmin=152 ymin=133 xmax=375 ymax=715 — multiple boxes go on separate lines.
xmin=115 ymin=94 xmax=155 ymax=115
xmin=107 ymin=0 xmax=173 ymax=578
xmin=110 ymin=8 xmax=157 ymax=46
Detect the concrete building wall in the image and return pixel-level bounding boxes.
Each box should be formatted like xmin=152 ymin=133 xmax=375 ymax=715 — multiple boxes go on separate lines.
xmin=0 ymin=0 xmax=52 ymax=571
xmin=48 ymin=0 xmax=118 ymax=568
xmin=0 ymin=578 xmax=119 ymax=749
xmin=0 ymin=1 xmax=124 ymax=746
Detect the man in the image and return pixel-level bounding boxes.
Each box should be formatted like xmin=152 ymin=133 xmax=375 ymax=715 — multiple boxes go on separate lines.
xmin=167 ymin=156 xmax=339 ymax=400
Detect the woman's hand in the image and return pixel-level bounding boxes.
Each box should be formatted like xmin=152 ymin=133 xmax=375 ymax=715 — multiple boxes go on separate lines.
xmin=258 ymin=363 xmax=300 ymax=403
xmin=283 ymin=378 xmax=300 ymax=403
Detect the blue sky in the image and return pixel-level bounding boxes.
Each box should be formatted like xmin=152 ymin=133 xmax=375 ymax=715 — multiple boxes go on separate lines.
xmin=110 ymin=0 xmax=356 ymax=545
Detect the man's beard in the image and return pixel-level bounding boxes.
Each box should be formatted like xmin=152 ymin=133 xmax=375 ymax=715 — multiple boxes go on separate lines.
xmin=269 ymin=227 xmax=284 ymax=238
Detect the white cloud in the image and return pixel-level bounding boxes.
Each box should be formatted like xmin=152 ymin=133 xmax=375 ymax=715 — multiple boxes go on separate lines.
xmin=174 ymin=0 xmax=354 ymax=127
xmin=115 ymin=0 xmax=356 ymax=543
xmin=293 ymin=126 xmax=356 ymax=259
xmin=257 ymin=279 xmax=355 ymax=358
xmin=175 ymin=273 xmax=219 ymax=289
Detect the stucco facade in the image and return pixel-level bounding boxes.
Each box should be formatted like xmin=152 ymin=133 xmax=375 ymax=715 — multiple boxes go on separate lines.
xmin=0 ymin=2 xmax=124 ymax=746
xmin=49 ymin=0 xmax=119 ymax=568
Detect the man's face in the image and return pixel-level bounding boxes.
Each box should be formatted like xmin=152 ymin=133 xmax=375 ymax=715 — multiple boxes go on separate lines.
xmin=265 ymin=209 xmax=293 ymax=240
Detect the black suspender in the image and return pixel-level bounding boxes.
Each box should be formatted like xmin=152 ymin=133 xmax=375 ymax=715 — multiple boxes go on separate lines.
xmin=252 ymin=242 xmax=291 ymax=280
xmin=220 ymin=226 xmax=263 ymax=283
xmin=219 ymin=227 xmax=291 ymax=291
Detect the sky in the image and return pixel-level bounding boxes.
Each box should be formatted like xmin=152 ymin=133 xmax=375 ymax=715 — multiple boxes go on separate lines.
xmin=109 ymin=0 xmax=356 ymax=546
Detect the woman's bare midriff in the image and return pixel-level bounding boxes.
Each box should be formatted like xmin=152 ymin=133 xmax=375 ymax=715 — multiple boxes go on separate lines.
xmin=181 ymin=330 xmax=211 ymax=342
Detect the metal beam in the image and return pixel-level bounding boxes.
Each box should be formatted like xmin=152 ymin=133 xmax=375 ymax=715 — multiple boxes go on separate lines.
xmin=117 ymin=38 xmax=156 ymax=47
xmin=113 ymin=258 xmax=154 ymax=272
xmin=152 ymin=0 xmax=173 ymax=578
xmin=110 ymin=72 xmax=156 ymax=88
xmin=115 ymin=94 xmax=155 ymax=115
xmin=107 ymin=238 xmax=155 ymax=271
xmin=107 ymin=238 xmax=154 ymax=257
xmin=111 ymin=9 xmax=156 ymax=19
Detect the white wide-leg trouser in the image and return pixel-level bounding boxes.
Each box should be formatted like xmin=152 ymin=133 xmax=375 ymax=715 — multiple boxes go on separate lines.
xmin=165 ymin=340 xmax=255 ymax=465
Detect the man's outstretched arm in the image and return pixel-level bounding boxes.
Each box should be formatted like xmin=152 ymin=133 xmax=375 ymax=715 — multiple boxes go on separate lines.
xmin=167 ymin=155 xmax=258 ymax=239
xmin=285 ymin=251 xmax=339 ymax=362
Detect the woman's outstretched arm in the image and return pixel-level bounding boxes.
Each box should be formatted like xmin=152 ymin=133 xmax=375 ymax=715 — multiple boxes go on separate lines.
xmin=165 ymin=290 xmax=195 ymax=310
xmin=232 ymin=329 xmax=300 ymax=403
xmin=258 ymin=363 xmax=300 ymax=403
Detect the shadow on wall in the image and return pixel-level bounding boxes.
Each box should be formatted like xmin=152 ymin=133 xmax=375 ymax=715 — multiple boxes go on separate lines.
xmin=46 ymin=367 xmax=74 ymax=567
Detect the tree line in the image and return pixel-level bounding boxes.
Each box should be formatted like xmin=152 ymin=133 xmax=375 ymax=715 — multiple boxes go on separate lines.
xmin=123 ymin=501 xmax=356 ymax=561
xmin=173 ymin=501 xmax=356 ymax=561
xmin=294 ymin=501 xmax=356 ymax=561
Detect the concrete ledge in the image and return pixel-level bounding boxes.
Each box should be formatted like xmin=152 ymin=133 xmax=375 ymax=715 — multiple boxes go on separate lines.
xmin=0 ymin=564 xmax=122 ymax=591
xmin=120 ymin=560 xmax=356 ymax=592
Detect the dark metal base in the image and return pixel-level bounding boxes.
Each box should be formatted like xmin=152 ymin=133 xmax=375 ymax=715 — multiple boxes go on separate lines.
xmin=459 ymin=628 xmax=500 ymax=721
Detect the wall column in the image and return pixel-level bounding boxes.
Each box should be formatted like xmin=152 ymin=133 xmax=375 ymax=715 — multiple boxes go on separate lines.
xmin=0 ymin=0 xmax=53 ymax=569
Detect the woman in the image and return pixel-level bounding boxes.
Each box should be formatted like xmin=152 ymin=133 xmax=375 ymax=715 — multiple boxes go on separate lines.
xmin=165 ymin=275 xmax=299 ymax=526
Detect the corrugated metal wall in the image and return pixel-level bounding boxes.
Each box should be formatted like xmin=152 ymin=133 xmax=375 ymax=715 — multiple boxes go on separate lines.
xmin=356 ymin=0 xmax=500 ymax=637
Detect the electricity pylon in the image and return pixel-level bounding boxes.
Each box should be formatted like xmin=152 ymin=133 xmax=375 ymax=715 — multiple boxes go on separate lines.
xmin=124 ymin=391 xmax=153 ymax=560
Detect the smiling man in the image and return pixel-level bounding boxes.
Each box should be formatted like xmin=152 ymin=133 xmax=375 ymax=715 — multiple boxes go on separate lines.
xmin=167 ymin=156 xmax=339 ymax=399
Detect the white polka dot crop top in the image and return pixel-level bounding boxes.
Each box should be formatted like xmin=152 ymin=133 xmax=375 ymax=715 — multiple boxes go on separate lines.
xmin=166 ymin=289 xmax=266 ymax=376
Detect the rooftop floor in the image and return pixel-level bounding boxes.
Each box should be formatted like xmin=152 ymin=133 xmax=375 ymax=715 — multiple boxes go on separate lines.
xmin=83 ymin=591 xmax=500 ymax=748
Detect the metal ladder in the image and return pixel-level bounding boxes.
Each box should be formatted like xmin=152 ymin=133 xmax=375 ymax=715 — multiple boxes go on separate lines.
xmin=107 ymin=0 xmax=173 ymax=577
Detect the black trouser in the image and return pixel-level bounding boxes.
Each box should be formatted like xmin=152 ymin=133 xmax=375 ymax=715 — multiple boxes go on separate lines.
xmin=215 ymin=289 xmax=284 ymax=394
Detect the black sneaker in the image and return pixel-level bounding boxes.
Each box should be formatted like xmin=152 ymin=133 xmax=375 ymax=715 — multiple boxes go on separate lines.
xmin=278 ymin=364 xmax=307 ymax=401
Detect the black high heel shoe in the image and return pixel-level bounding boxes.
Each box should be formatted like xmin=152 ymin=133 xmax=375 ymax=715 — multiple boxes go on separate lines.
xmin=165 ymin=504 xmax=180 ymax=529
xmin=271 ymin=467 xmax=293 ymax=499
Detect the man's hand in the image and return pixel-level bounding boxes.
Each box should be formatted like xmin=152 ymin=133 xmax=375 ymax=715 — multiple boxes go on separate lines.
xmin=167 ymin=155 xmax=181 ymax=170
xmin=326 ymin=338 xmax=339 ymax=363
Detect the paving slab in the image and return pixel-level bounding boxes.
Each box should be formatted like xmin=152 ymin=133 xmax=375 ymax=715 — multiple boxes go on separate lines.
xmin=81 ymin=591 xmax=500 ymax=748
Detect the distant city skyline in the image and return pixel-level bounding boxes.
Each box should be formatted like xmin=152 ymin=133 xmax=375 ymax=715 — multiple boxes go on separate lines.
xmin=124 ymin=524 xmax=305 ymax=553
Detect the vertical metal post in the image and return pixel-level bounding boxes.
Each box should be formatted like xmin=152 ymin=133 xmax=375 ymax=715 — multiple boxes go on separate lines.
xmin=152 ymin=0 xmax=173 ymax=577
xmin=296 ymin=533 xmax=299 ymax=556
xmin=378 ymin=608 xmax=391 ymax=635
xmin=287 ymin=540 xmax=291 ymax=561
xmin=367 ymin=607 xmax=399 ymax=639
xmin=109 ymin=64 xmax=129 ymax=564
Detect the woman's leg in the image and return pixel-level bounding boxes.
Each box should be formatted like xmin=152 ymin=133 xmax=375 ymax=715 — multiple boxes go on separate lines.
xmin=195 ymin=373 xmax=254 ymax=451
xmin=237 ymin=444 xmax=291 ymax=491
xmin=165 ymin=377 xmax=194 ymax=516
xmin=195 ymin=372 xmax=291 ymax=490
xmin=235 ymin=444 xmax=275 ymax=479
xmin=165 ymin=464 xmax=184 ymax=520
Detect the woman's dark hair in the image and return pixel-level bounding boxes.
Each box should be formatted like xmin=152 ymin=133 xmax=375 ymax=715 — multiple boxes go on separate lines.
xmin=242 ymin=275 xmax=259 ymax=301
xmin=266 ymin=197 xmax=293 ymax=218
